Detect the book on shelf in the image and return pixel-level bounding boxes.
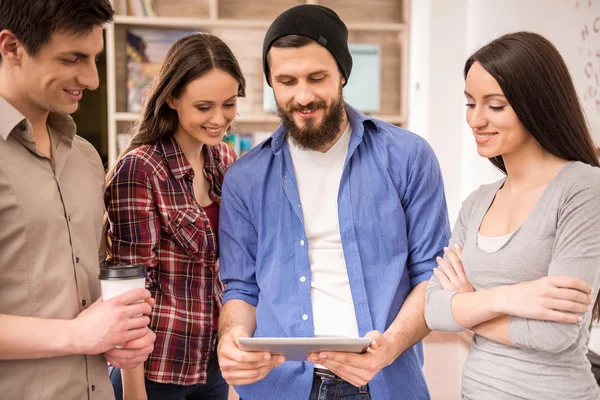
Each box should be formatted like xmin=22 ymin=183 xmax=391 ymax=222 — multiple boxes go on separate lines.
xmin=119 ymin=0 xmax=155 ymax=16
xmin=126 ymin=28 xmax=198 ymax=113
xmin=223 ymin=132 xmax=272 ymax=157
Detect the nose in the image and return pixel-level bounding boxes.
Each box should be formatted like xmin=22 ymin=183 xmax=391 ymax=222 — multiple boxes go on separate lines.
xmin=294 ymin=82 xmax=316 ymax=107
xmin=467 ymin=105 xmax=487 ymax=130
xmin=209 ymin=107 xmax=228 ymax=127
xmin=77 ymin=59 xmax=99 ymax=91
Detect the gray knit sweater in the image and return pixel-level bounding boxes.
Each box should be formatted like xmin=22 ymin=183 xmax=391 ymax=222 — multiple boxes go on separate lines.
xmin=425 ymin=161 xmax=600 ymax=400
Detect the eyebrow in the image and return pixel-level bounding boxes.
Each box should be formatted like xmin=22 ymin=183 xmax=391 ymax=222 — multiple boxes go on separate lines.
xmin=193 ymin=94 xmax=238 ymax=104
xmin=275 ymin=70 xmax=329 ymax=80
xmin=464 ymin=91 xmax=506 ymax=99
xmin=60 ymin=49 xmax=105 ymax=59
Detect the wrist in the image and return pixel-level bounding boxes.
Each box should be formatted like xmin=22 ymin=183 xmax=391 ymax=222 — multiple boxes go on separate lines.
xmin=382 ymin=331 xmax=404 ymax=365
xmin=65 ymin=318 xmax=87 ymax=355
xmin=486 ymin=286 xmax=508 ymax=315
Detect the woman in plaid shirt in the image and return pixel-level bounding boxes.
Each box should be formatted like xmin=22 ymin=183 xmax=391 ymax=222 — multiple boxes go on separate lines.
xmin=104 ymin=33 xmax=245 ymax=400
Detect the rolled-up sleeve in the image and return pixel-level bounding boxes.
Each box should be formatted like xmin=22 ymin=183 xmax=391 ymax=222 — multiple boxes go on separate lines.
xmin=105 ymin=154 xmax=160 ymax=268
xmin=402 ymin=138 xmax=451 ymax=288
xmin=424 ymin=192 xmax=476 ymax=332
xmin=509 ymin=178 xmax=600 ymax=353
xmin=219 ymin=171 xmax=260 ymax=307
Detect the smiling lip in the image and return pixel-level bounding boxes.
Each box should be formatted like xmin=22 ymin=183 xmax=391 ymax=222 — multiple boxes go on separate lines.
xmin=474 ymin=131 xmax=497 ymax=144
xmin=295 ymin=108 xmax=321 ymax=119
xmin=64 ymin=89 xmax=83 ymax=102
xmin=203 ymin=126 xmax=224 ymax=137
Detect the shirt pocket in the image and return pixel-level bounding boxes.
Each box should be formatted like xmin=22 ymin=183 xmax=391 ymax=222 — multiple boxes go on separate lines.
xmin=167 ymin=208 xmax=205 ymax=257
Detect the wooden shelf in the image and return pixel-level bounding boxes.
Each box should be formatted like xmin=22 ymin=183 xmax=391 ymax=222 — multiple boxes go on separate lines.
xmin=115 ymin=112 xmax=403 ymax=125
xmin=105 ymin=0 xmax=410 ymax=165
xmin=114 ymin=112 xmax=280 ymax=124
xmin=113 ymin=15 xmax=407 ymax=32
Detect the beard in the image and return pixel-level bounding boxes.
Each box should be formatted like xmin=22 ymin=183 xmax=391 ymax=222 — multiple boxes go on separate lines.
xmin=276 ymin=88 xmax=345 ymax=151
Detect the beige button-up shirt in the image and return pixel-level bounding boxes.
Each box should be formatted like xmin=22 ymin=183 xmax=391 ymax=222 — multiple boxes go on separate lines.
xmin=0 ymin=96 xmax=112 ymax=399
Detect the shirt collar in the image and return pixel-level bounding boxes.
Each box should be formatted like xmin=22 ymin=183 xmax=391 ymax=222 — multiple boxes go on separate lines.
xmin=269 ymin=102 xmax=378 ymax=154
xmin=0 ymin=95 xmax=76 ymax=144
xmin=159 ymin=135 xmax=222 ymax=180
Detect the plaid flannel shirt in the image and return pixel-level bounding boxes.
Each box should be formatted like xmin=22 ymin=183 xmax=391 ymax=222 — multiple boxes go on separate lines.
xmin=105 ymin=136 xmax=236 ymax=385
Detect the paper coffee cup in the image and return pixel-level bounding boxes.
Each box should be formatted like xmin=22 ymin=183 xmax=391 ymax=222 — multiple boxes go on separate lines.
xmin=99 ymin=264 xmax=147 ymax=301
xmin=99 ymin=265 xmax=148 ymax=348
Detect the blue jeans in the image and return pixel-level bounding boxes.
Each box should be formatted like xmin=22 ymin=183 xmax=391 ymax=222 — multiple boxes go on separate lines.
xmin=308 ymin=369 xmax=371 ymax=400
xmin=109 ymin=355 xmax=228 ymax=400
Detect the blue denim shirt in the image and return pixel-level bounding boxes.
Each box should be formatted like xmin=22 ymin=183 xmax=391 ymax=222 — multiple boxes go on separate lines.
xmin=219 ymin=104 xmax=450 ymax=400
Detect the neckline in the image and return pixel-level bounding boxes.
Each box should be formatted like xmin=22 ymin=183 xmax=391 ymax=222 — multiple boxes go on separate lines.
xmin=287 ymin=123 xmax=352 ymax=162
xmin=473 ymin=161 xmax=574 ymax=253
xmin=202 ymin=201 xmax=218 ymax=211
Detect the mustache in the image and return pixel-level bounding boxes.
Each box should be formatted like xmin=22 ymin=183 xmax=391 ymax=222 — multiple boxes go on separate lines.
xmin=287 ymin=100 xmax=327 ymax=113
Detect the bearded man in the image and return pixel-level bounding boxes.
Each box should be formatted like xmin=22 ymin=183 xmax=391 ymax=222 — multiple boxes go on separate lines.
xmin=216 ymin=5 xmax=451 ymax=400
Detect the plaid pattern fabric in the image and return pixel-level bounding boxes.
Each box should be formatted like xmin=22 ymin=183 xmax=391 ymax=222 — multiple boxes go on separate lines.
xmin=105 ymin=136 xmax=236 ymax=385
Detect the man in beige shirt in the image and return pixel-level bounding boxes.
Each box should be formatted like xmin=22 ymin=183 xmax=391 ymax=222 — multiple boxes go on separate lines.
xmin=0 ymin=1 xmax=156 ymax=399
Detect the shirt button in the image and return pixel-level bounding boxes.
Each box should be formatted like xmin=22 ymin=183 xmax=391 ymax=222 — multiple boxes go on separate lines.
xmin=75 ymin=257 xmax=80 ymax=263
xmin=302 ymin=314 xmax=308 ymax=321
xmin=91 ymin=385 xmax=96 ymax=391
xmin=68 ymin=216 xmax=71 ymax=222
xmin=300 ymin=276 xmax=306 ymax=283
xmin=82 ymin=299 xmax=86 ymax=306
xmin=300 ymin=240 xmax=305 ymax=246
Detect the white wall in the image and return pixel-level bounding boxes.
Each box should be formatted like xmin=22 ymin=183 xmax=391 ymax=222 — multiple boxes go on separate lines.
xmin=409 ymin=0 xmax=600 ymax=224
xmin=410 ymin=1 xmax=600 ymax=396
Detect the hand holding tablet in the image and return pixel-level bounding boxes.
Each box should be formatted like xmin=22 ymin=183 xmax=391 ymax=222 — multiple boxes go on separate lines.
xmin=237 ymin=337 xmax=373 ymax=362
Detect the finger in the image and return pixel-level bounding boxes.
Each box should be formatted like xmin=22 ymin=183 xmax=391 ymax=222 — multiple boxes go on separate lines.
xmin=452 ymin=244 xmax=464 ymax=260
xmin=545 ymin=298 xmax=589 ymax=314
xmin=125 ymin=315 xmax=151 ymax=330
xmin=220 ymin=355 xmax=283 ymax=371
xmin=121 ymin=330 xmax=156 ymax=349
xmin=364 ymin=331 xmax=384 ymax=351
xmin=539 ymin=309 xmax=582 ymax=324
xmin=112 ymin=289 xmax=152 ymax=306
xmin=144 ymin=297 xmax=156 ymax=307
xmin=437 ymin=255 xmax=459 ymax=283
xmin=549 ymin=277 xmax=592 ymax=294
xmin=105 ymin=354 xmax=145 ymax=370
xmin=105 ymin=346 xmax=153 ymax=367
xmin=315 ymin=351 xmax=364 ymax=367
xmin=552 ymin=287 xmax=593 ymax=305
xmin=220 ymin=343 xmax=280 ymax=367
xmin=433 ymin=268 xmax=454 ymax=290
xmin=445 ymin=247 xmax=467 ymax=280
xmin=120 ymin=327 xmax=151 ymax=344
xmin=318 ymin=359 xmax=370 ymax=387
xmin=124 ymin=302 xmax=152 ymax=317
xmin=222 ymin=364 xmax=277 ymax=385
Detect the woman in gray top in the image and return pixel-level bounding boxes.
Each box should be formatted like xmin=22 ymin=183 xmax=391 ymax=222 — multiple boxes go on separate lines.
xmin=425 ymin=32 xmax=600 ymax=400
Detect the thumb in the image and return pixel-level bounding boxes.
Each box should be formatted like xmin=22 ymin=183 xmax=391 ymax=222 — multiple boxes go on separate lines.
xmin=365 ymin=330 xmax=383 ymax=350
xmin=230 ymin=325 xmax=249 ymax=346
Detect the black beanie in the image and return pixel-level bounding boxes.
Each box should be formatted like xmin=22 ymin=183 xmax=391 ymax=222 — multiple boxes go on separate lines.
xmin=262 ymin=5 xmax=352 ymax=87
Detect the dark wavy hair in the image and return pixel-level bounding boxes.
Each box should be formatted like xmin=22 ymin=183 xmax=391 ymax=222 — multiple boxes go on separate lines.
xmin=104 ymin=32 xmax=246 ymax=255
xmin=466 ymin=32 xmax=600 ymax=321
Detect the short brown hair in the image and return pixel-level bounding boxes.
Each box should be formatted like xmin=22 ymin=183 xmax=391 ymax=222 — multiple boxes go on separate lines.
xmin=0 ymin=0 xmax=114 ymax=59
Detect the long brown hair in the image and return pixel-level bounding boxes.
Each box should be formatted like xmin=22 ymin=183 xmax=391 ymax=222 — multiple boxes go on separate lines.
xmin=104 ymin=32 xmax=246 ymax=256
xmin=465 ymin=32 xmax=600 ymax=320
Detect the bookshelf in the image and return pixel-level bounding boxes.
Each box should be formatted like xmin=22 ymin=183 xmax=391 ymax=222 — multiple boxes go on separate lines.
xmin=105 ymin=0 xmax=410 ymax=166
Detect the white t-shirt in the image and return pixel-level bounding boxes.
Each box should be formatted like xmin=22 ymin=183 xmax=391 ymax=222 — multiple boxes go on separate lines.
xmin=288 ymin=124 xmax=359 ymax=340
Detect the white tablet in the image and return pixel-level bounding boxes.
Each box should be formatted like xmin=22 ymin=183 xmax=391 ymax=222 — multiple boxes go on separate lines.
xmin=238 ymin=337 xmax=372 ymax=362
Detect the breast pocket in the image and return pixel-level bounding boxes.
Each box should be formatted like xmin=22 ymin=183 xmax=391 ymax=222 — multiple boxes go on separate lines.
xmin=167 ymin=208 xmax=205 ymax=257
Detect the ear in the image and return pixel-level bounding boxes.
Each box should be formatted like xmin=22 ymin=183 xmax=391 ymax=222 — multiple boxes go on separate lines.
xmin=341 ymin=76 xmax=346 ymax=86
xmin=0 ymin=30 xmax=24 ymax=66
xmin=166 ymin=95 xmax=178 ymax=110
